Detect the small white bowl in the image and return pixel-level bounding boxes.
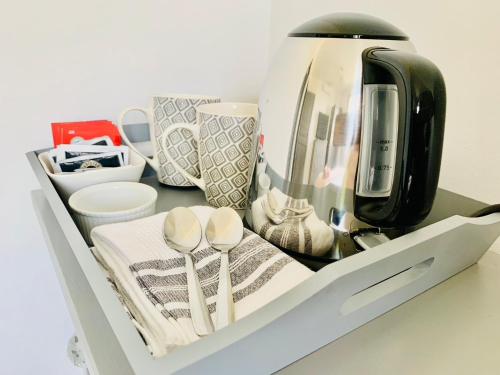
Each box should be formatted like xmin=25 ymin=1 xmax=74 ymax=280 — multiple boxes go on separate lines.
xmin=38 ymin=150 xmax=146 ymax=200
xmin=69 ymin=182 xmax=157 ymax=244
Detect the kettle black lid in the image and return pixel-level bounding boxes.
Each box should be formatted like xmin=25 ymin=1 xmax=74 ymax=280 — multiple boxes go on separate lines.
xmin=289 ymin=13 xmax=409 ymax=40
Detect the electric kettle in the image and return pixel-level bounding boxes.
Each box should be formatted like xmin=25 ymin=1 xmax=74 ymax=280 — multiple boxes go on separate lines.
xmin=248 ymin=13 xmax=446 ymax=264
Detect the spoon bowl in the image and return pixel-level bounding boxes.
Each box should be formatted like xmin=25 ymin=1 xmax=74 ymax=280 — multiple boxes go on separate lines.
xmin=164 ymin=207 xmax=202 ymax=253
xmin=206 ymin=207 xmax=244 ymax=253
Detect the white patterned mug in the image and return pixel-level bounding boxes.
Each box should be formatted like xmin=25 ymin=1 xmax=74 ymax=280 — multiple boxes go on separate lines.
xmin=162 ymin=103 xmax=259 ymax=209
xmin=118 ymin=94 xmax=220 ymax=186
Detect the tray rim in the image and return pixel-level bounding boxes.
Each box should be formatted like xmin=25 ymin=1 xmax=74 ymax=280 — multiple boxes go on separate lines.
xmin=27 ymin=147 xmax=499 ymax=375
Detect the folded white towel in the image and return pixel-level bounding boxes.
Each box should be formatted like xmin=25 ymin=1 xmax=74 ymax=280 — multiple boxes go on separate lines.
xmin=252 ymin=188 xmax=334 ymax=257
xmin=91 ymin=206 xmax=313 ymax=358
xmin=96 ymin=261 xmax=155 ymax=355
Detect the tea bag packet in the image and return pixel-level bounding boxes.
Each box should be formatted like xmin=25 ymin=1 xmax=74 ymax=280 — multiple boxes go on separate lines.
xmin=56 ymin=144 xmax=129 ymax=165
xmin=72 ymin=136 xmax=114 ymax=146
xmin=47 ymin=148 xmax=59 ymax=171
xmin=54 ymin=152 xmax=123 ymax=173
xmin=47 ymin=136 xmax=130 ymax=174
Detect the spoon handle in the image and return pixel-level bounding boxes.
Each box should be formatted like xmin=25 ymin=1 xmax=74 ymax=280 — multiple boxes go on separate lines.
xmin=216 ymin=252 xmax=234 ymax=329
xmin=185 ymin=254 xmax=213 ymax=336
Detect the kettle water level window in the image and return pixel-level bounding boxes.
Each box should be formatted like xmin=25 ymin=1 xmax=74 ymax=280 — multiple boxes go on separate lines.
xmin=357 ymin=84 xmax=399 ymax=197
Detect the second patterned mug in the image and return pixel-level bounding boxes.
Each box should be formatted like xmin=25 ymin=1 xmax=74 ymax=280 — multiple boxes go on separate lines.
xmin=118 ymin=94 xmax=220 ymax=186
xmin=162 ymin=103 xmax=259 ymax=209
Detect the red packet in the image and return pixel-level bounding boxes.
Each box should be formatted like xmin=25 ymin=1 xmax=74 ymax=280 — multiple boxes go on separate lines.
xmin=51 ymin=120 xmax=122 ymax=146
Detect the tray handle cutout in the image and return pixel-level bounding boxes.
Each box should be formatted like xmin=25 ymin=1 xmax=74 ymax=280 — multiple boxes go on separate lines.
xmin=341 ymin=257 xmax=434 ymax=315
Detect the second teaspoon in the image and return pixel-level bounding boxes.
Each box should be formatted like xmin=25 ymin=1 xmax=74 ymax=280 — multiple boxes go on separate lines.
xmin=206 ymin=207 xmax=244 ymax=330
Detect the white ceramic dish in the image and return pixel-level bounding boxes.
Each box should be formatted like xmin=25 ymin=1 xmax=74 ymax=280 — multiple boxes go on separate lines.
xmin=69 ymin=182 xmax=157 ymax=244
xmin=38 ymin=150 xmax=146 ymax=200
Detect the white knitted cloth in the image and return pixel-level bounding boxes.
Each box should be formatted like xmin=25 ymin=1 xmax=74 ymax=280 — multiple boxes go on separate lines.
xmin=91 ymin=206 xmax=313 ymax=357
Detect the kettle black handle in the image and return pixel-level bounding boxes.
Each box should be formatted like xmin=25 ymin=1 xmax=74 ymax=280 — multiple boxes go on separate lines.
xmin=355 ymin=47 xmax=446 ymax=227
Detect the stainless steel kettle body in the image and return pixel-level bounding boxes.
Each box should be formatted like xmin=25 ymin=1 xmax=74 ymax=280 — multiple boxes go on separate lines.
xmin=248 ymin=13 xmax=446 ymax=264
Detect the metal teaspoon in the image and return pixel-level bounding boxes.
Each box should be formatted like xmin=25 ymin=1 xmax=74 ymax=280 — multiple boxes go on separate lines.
xmin=205 ymin=207 xmax=244 ymax=329
xmin=163 ymin=207 xmax=214 ymax=336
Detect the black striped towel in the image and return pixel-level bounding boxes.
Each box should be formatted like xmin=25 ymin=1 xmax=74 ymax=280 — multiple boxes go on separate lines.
xmin=91 ymin=206 xmax=313 ymax=357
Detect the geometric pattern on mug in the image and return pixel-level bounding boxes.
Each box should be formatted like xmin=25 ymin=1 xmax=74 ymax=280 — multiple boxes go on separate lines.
xmin=153 ymin=96 xmax=219 ymax=186
xmin=198 ymin=113 xmax=257 ymax=209
xmin=216 ymin=196 xmax=231 ymax=207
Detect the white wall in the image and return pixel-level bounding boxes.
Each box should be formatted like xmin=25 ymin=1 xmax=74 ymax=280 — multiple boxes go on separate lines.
xmin=2 ymin=1 xmax=499 ymax=373
xmin=270 ymin=0 xmax=500 ymax=204
xmin=0 ymin=1 xmax=270 ymax=374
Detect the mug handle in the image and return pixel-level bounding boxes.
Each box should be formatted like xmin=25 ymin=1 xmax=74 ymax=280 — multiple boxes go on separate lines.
xmin=117 ymin=108 xmax=159 ymax=171
xmin=161 ymin=124 xmax=206 ymax=191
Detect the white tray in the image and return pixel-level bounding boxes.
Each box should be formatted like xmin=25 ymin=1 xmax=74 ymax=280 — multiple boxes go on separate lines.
xmin=27 ymin=147 xmax=500 ymax=375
